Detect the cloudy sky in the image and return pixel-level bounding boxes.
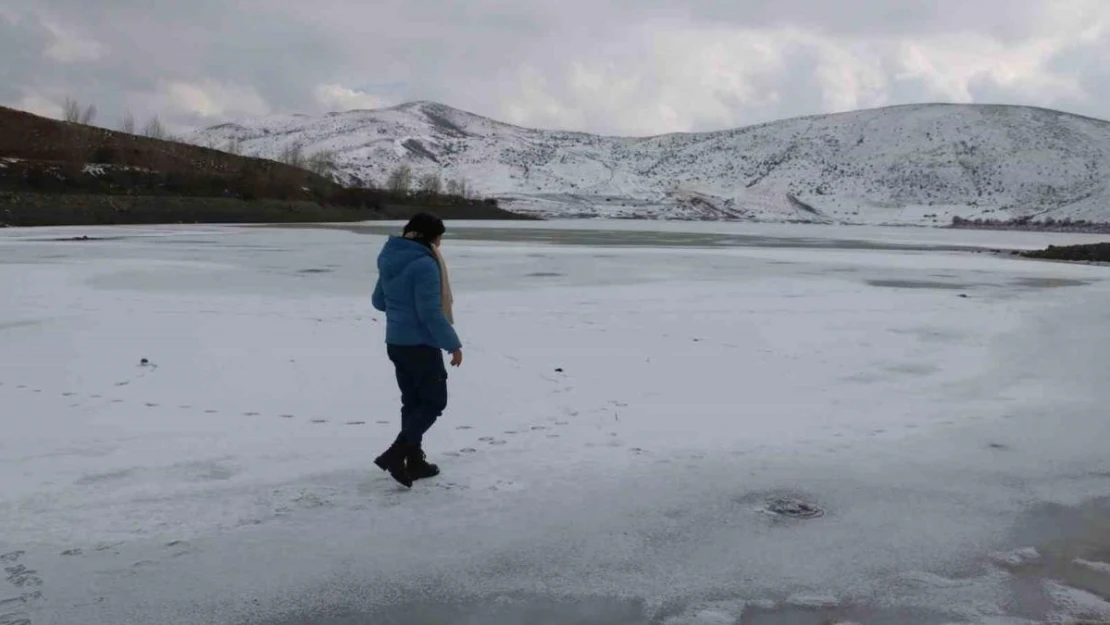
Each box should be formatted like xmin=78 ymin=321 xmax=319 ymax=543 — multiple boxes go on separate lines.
xmin=2 ymin=0 xmax=1108 ymax=135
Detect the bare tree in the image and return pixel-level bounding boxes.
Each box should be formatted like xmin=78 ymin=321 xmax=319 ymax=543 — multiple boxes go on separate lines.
xmin=386 ymin=164 xmax=413 ymax=194
xmin=79 ymin=104 xmax=97 ymax=125
xmin=119 ymin=110 xmax=136 ymax=134
xmin=445 ymin=178 xmax=468 ymax=198
xmin=142 ymin=115 xmax=167 ymax=140
xmin=63 ymin=98 xmax=97 ymax=125
xmin=306 ymin=149 xmax=338 ymax=176
xmin=63 ymin=98 xmax=82 ymax=123
xmin=418 ymin=172 xmax=443 ymax=195
xmin=278 ymin=142 xmax=306 ymax=168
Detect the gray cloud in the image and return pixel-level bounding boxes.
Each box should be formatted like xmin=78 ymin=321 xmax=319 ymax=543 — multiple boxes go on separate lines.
xmin=3 ymin=0 xmax=1109 ymax=135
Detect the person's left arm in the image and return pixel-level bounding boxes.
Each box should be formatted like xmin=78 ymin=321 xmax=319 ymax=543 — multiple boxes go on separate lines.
xmin=372 ymin=276 xmax=386 ymax=311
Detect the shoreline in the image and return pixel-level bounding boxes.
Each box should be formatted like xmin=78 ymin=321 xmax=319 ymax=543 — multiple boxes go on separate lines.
xmin=0 ymin=192 xmax=537 ymax=228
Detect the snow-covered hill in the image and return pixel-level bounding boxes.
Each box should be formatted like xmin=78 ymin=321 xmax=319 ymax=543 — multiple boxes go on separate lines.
xmin=182 ymin=102 xmax=1110 ymax=225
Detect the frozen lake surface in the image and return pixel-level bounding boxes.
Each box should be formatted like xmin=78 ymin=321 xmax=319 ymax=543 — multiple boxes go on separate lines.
xmin=2 ymin=220 xmax=1110 ymax=625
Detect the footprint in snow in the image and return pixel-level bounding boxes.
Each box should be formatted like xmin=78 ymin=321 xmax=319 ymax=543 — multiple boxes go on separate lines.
xmin=460 ymin=448 xmax=477 ymax=454
xmin=488 ymin=440 xmax=507 ymax=446
xmin=179 ymin=405 xmax=192 ymax=410
xmin=346 ymin=421 xmax=366 ymax=426
xmin=63 ymin=392 xmax=76 ymax=397
xmin=376 ymin=420 xmax=390 ymax=425
xmin=204 ymin=409 xmax=218 ymax=414
xmin=145 ymin=402 xmax=159 ymax=407
xmin=455 ymin=425 xmax=473 ymax=430
xmin=530 ymin=426 xmax=547 ymax=431
xmin=478 ymin=437 xmax=495 ymax=442
xmin=243 ymin=411 xmax=260 ymax=416
xmin=280 ymin=414 xmax=295 ymax=419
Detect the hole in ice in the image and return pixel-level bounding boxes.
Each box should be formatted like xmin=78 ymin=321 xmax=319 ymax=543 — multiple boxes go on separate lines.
xmin=763 ymin=496 xmax=826 ymax=519
xmin=866 ymin=279 xmax=972 ymax=291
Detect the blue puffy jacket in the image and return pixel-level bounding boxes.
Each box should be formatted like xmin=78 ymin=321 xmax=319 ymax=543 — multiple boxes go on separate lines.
xmin=371 ymin=236 xmax=462 ymax=352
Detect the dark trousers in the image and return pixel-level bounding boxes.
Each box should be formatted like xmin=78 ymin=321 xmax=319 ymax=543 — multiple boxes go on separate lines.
xmin=387 ymin=344 xmax=448 ymax=448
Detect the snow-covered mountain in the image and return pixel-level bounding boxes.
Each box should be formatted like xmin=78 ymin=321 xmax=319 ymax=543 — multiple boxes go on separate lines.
xmin=182 ymin=101 xmax=1110 ymax=224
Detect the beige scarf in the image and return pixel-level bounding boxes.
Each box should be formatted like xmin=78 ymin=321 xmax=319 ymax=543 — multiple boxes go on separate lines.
xmin=432 ymin=244 xmax=455 ymax=325
xmin=404 ymin=231 xmax=454 ymax=324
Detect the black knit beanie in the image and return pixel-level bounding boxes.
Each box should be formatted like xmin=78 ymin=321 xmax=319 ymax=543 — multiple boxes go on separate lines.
xmin=402 ymin=212 xmax=446 ymax=246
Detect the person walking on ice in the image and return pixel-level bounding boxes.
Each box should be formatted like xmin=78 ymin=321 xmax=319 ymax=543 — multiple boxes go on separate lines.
xmin=371 ymin=212 xmax=463 ymax=488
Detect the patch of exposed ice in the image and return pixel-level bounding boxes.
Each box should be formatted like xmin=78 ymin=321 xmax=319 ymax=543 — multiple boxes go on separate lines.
xmin=746 ymin=599 xmax=778 ymax=610
xmin=988 ymin=547 xmax=1041 ymax=567
xmin=785 ymin=594 xmax=841 ymax=608
xmin=1074 ymin=558 xmax=1110 ymax=575
xmin=1043 ymin=580 xmax=1110 ymax=623
xmin=894 ymin=571 xmax=969 ymax=589
xmin=663 ymin=608 xmax=738 ymax=625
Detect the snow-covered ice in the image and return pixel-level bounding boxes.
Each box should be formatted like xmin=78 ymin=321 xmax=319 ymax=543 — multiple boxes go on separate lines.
xmin=1 ymin=220 xmax=1110 ymax=624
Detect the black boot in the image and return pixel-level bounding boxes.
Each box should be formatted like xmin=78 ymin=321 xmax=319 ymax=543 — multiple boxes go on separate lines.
xmin=406 ymin=446 xmax=440 ymax=480
xmin=373 ymin=436 xmax=413 ymax=488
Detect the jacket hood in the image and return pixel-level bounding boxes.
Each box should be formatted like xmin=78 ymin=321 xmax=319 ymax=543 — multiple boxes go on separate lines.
xmin=377 ymin=235 xmax=434 ymax=278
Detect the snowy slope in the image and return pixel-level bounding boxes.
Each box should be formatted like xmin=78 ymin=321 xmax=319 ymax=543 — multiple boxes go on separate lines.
xmin=181 ymin=102 xmax=1110 ymax=225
